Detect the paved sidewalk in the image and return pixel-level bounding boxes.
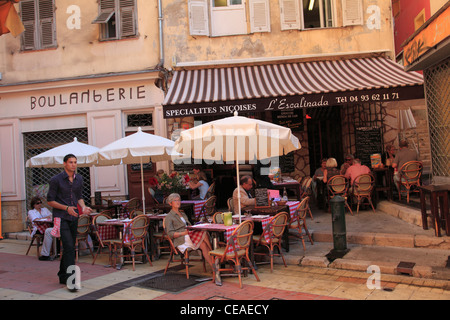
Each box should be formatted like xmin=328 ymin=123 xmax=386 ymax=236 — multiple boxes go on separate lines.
xmin=1 ymin=199 xmax=449 ymax=301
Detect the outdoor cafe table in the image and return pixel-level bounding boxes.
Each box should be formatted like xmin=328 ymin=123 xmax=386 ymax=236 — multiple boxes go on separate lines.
xmin=270 ymin=178 xmax=301 ymax=200
xmin=181 ymin=200 xmax=207 ymax=221
xmin=187 ymin=223 xmax=239 ymax=286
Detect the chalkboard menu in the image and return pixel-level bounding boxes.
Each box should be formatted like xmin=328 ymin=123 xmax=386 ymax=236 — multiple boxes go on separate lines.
xmin=279 ymin=152 xmax=295 ymax=173
xmin=131 ymin=162 xmax=153 ymax=171
xmin=273 ymin=109 xmax=304 ymax=131
xmin=355 ymin=127 xmax=382 ymax=167
xmin=255 ymin=188 xmax=270 ymax=208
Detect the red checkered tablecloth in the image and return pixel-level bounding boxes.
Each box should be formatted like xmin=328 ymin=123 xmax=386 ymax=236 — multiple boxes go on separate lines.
xmin=33 ymin=218 xmax=52 ymax=234
xmin=181 ymin=200 xmax=207 ymax=219
xmin=286 ymin=201 xmax=300 ymax=220
xmin=97 ymin=225 xmax=119 ymax=240
xmin=189 ymin=223 xmax=239 ymax=254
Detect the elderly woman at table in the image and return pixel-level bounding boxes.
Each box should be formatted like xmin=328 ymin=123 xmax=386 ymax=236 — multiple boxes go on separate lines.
xmin=164 ymin=193 xmax=213 ymax=268
xmin=27 ymin=196 xmax=54 ymax=261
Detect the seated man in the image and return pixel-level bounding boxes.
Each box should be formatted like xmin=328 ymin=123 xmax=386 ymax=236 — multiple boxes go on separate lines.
xmin=27 ymin=196 xmax=55 ymax=261
xmin=344 ymin=158 xmax=371 ymax=186
xmin=392 ymin=140 xmax=418 ymax=192
xmin=232 ymin=175 xmax=256 ymax=215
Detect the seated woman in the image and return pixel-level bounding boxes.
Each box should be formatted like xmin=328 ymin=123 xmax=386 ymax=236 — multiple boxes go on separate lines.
xmin=27 ymin=196 xmax=54 ymax=261
xmin=323 ymin=158 xmax=340 ymax=183
xmin=188 ymin=171 xmax=209 ymax=200
xmin=164 ymin=193 xmax=213 ymax=269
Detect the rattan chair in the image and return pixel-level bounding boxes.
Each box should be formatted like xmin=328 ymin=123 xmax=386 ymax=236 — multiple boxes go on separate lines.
xmin=352 ymin=174 xmax=375 ymax=214
xmin=75 ymin=214 xmax=94 ymax=262
xmin=205 ymin=182 xmax=216 ymax=198
xmin=25 ymin=218 xmax=44 ymax=258
xmin=91 ymin=211 xmax=115 ymax=265
xmin=289 ymin=197 xmax=314 ymax=250
xmin=111 ymin=215 xmax=152 ymax=271
xmin=163 ymin=218 xmax=206 ymax=279
xmin=397 ymin=161 xmax=423 ymax=203
xmin=227 ymin=197 xmax=234 ymax=213
xmin=327 ymin=175 xmax=353 ymax=215
xmin=212 ymin=212 xmax=224 ymax=224
xmin=196 ymin=195 xmax=217 ymax=222
xmin=253 ymin=212 xmax=289 ymax=272
xmin=122 ymin=198 xmax=141 ymax=218
xmin=209 ymin=220 xmax=260 ymax=289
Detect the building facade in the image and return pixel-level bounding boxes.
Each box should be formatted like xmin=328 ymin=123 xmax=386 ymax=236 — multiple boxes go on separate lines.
xmin=0 ymin=0 xmax=166 ymax=233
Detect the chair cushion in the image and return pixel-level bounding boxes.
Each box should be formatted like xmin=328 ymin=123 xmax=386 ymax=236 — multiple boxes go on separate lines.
xmin=209 ymin=247 xmax=246 ymax=258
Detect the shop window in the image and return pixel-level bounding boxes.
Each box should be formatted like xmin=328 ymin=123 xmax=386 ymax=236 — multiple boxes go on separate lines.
xmin=127 ymin=113 xmax=153 ymax=128
xmin=92 ymin=0 xmax=137 ymax=41
xmin=20 ymin=0 xmax=56 ymax=51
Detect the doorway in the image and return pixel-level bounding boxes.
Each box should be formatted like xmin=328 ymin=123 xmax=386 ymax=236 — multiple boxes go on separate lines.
xmin=307 ymin=106 xmax=344 ymax=175
xmin=126 ymin=130 xmax=157 ymax=207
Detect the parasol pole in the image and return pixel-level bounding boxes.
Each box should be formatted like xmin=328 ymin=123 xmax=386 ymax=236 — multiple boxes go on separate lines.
xmin=236 ymin=152 xmax=242 ymax=225
xmin=140 ymin=157 xmax=146 ymax=214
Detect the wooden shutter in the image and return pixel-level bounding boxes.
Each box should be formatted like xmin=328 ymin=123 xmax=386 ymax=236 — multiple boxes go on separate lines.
xmin=342 ymin=0 xmax=363 ymax=26
xmin=250 ymin=0 xmax=270 ymax=33
xmin=188 ymin=0 xmax=209 ymax=36
xmin=38 ymin=0 xmax=56 ymax=48
xmin=20 ymin=0 xmax=37 ymax=50
xmin=119 ymin=0 xmax=137 ymax=37
xmin=280 ymin=0 xmax=300 ymax=30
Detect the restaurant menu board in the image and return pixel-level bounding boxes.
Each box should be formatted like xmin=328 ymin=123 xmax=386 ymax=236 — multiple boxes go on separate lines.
xmin=279 ymin=152 xmax=295 ymax=173
xmin=355 ymin=126 xmax=382 ymax=167
xmin=273 ymin=109 xmax=304 ymax=131
xmin=255 ymin=188 xmax=270 ymax=208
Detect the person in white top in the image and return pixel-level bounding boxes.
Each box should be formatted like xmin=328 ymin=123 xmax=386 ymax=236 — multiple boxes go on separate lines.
xmin=188 ymin=171 xmax=210 ymax=200
xmin=27 ymin=196 xmax=54 ymax=261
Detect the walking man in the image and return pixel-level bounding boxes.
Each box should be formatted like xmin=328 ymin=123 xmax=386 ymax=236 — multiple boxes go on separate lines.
xmin=47 ymin=154 xmax=92 ymax=291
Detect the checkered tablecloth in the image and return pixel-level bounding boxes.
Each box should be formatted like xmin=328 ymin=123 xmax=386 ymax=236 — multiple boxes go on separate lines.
xmin=33 ymin=218 xmax=52 ymax=234
xmin=189 ymin=223 xmax=239 ymax=254
xmin=181 ymin=200 xmax=207 ymax=219
xmin=286 ymin=201 xmax=300 ymax=220
xmin=259 ymin=217 xmax=273 ymax=243
xmin=97 ymin=225 xmax=119 ymax=240
xmin=187 ymin=230 xmax=207 ymax=248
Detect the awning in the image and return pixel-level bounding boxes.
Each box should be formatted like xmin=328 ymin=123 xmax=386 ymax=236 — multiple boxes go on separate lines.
xmin=163 ymin=56 xmax=424 ymax=118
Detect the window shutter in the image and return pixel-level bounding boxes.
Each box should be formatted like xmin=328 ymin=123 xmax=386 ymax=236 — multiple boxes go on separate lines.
xmin=38 ymin=0 xmax=56 ymax=48
xmin=188 ymin=0 xmax=209 ymax=36
xmin=342 ymin=0 xmax=363 ymax=26
xmin=20 ymin=0 xmax=37 ymax=50
xmin=250 ymin=0 xmax=270 ymax=33
xmin=119 ymin=0 xmax=136 ymax=37
xmin=280 ymin=0 xmax=300 ymax=30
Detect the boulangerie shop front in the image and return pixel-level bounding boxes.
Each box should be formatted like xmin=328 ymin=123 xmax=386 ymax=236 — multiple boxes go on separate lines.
xmin=0 ymin=70 xmax=166 ymax=233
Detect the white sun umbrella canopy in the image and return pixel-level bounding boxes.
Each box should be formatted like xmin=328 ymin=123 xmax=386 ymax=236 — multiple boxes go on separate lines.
xmin=98 ymin=127 xmax=177 ymax=213
xmin=26 ymin=137 xmax=100 ymax=168
xmin=173 ymin=111 xmax=301 ymax=223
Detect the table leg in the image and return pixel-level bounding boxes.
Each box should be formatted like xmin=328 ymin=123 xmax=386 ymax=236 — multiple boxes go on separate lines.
xmin=420 ymin=189 xmax=428 ymax=230
xmin=439 ymin=192 xmax=449 ymax=235
xmin=431 ymin=192 xmax=441 ymax=237
xmin=212 ymin=235 xmax=222 ymax=286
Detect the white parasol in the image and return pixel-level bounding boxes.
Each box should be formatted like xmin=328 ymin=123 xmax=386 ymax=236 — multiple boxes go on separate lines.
xmin=173 ymin=111 xmax=301 ymax=223
xmin=98 ymin=127 xmax=177 ymax=213
xmin=26 ymin=137 xmax=100 ymax=168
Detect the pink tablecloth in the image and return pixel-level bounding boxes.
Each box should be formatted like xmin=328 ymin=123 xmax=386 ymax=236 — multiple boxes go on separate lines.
xmin=181 ymin=200 xmax=207 ymax=219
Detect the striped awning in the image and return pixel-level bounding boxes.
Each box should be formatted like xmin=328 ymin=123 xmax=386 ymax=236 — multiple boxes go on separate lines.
xmin=163 ymin=56 xmax=424 ymax=118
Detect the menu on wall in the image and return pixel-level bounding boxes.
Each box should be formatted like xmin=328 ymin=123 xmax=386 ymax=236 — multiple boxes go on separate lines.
xmin=255 ymin=188 xmax=270 ymax=208
xmin=272 ymin=109 xmax=304 ymax=131
xmin=355 ymin=126 xmax=382 ymax=167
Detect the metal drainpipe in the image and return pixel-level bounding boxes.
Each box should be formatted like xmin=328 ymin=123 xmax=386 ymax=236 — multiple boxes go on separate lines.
xmin=157 ymin=0 xmax=164 ymax=68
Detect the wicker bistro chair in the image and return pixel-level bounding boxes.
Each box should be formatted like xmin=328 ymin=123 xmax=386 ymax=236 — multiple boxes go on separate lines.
xmin=130 ymin=210 xmax=144 ymax=219
xmin=227 ymin=197 xmax=234 ymax=213
xmin=301 ymin=177 xmax=313 ymax=200
xmin=352 ymin=174 xmax=376 ymax=214
xmin=253 ymin=212 xmax=289 ymax=273
xmin=212 ymin=212 xmax=224 ymax=224
xmin=75 ymin=214 xmax=94 ymax=262
xmin=209 ymin=220 xmax=260 ymax=289
xmin=91 ymin=212 xmax=115 ymax=265
xmin=122 ymin=198 xmax=141 ymax=218
xmin=289 ymin=197 xmax=314 ymax=250
xmin=26 ymin=218 xmax=44 ymax=258
xmin=163 ymin=218 xmax=206 ymax=279
xmin=205 ymin=182 xmax=216 ymax=199
xmin=327 ymin=175 xmax=353 ymax=215
xmin=397 ymin=161 xmax=423 ymax=203
xmin=196 ymin=195 xmax=217 ymax=222
xmin=111 ymin=215 xmax=152 ymax=271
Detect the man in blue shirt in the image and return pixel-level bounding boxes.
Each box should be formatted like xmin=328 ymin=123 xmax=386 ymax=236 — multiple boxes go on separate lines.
xmin=47 ymin=154 xmax=92 ymax=291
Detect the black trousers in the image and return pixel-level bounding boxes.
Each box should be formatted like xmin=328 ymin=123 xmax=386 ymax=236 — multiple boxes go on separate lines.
xmin=58 ymin=218 xmax=78 ymax=284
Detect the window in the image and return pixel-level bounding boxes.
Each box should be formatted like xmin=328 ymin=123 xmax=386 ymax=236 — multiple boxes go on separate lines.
xmin=20 ymin=0 xmax=56 ymax=51
xmin=280 ymin=0 xmax=337 ymax=30
xmin=92 ymin=0 xmax=137 ymax=41
xmin=189 ymin=0 xmax=270 ymax=37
